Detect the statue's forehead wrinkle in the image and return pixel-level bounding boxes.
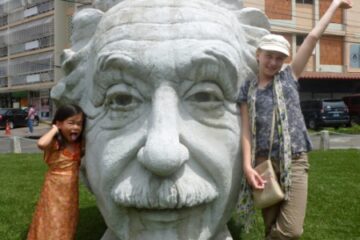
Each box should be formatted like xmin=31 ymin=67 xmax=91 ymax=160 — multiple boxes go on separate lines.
xmin=92 ymin=1 xmax=244 ymax=53
xmin=94 ymin=0 xmax=243 ymax=12
xmin=97 ymin=3 xmax=238 ymax=36
xmin=103 ymin=5 xmax=234 ymax=24
xmin=93 ymin=39 xmax=242 ymax=80
xmin=106 ymin=0 xmax=232 ymax=15
xmin=93 ymin=22 xmax=243 ymax=56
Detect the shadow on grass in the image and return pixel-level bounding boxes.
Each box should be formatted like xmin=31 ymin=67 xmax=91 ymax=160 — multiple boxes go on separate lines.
xmin=77 ymin=206 xmax=107 ymax=240
xmin=19 ymin=229 xmax=29 ymax=240
xmin=227 ymin=217 xmax=243 ymax=240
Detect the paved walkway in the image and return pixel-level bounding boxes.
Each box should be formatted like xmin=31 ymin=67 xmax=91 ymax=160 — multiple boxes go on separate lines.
xmin=0 ymin=123 xmax=51 ymax=153
xmin=0 ymin=122 xmax=51 ymax=138
xmin=309 ymin=132 xmax=360 ymax=150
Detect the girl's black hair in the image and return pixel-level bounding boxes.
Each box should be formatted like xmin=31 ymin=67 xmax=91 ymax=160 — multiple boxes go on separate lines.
xmin=52 ymin=104 xmax=85 ymax=149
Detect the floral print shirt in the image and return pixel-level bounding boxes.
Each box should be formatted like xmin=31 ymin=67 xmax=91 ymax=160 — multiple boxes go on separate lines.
xmin=238 ymin=65 xmax=312 ymax=158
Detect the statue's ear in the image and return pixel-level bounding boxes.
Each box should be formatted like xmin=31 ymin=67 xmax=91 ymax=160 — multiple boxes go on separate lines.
xmin=61 ymin=49 xmax=77 ymax=75
xmin=93 ymin=0 xmax=126 ymax=12
xmin=71 ymin=8 xmax=103 ymax=51
xmin=51 ymin=49 xmax=87 ymax=103
xmin=235 ymin=7 xmax=271 ymax=31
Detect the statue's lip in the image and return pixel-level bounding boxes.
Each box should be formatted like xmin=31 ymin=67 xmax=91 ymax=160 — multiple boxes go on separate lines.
xmin=139 ymin=209 xmax=188 ymax=222
xmin=131 ymin=204 xmax=207 ymax=226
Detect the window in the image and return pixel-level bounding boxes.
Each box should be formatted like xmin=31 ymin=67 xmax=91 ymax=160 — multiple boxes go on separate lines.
xmin=296 ymin=0 xmax=313 ymax=4
xmin=296 ymin=35 xmax=306 ymax=46
xmin=350 ymin=44 xmax=360 ymax=68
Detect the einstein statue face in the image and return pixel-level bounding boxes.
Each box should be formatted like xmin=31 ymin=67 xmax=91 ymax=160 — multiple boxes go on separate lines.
xmin=52 ymin=0 xmax=269 ymax=239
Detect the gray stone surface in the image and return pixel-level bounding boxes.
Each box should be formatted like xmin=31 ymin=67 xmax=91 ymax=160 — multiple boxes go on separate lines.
xmin=51 ymin=0 xmax=270 ymax=239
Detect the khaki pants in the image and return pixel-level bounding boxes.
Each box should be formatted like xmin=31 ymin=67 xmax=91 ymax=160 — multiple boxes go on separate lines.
xmin=256 ymin=153 xmax=310 ymax=240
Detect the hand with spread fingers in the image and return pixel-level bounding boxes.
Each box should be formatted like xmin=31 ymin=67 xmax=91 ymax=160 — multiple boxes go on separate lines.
xmin=336 ymin=0 xmax=352 ymax=9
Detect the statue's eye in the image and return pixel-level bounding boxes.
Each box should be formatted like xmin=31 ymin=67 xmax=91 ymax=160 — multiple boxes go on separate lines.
xmin=185 ymin=82 xmax=224 ymax=109
xmin=187 ymin=91 xmax=221 ymax=102
xmin=111 ymin=94 xmax=134 ymax=106
xmin=105 ymin=85 xmax=143 ymax=111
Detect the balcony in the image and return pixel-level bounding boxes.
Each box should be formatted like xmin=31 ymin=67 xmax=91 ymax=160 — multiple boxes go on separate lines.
xmin=8 ymin=51 xmax=54 ymax=86
xmin=0 ymin=15 xmax=7 ymax=27
xmin=0 ymin=60 xmax=7 ymax=87
xmin=8 ymin=16 xmax=54 ymax=55
xmin=8 ymin=1 xmax=54 ymax=24
xmin=10 ymin=70 xmax=53 ymax=86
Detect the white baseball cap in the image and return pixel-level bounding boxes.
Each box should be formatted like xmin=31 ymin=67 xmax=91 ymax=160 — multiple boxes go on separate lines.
xmin=257 ymin=34 xmax=290 ymax=56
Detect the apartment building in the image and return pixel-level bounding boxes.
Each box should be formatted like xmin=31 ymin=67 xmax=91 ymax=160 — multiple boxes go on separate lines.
xmin=244 ymin=0 xmax=360 ymax=100
xmin=0 ymin=0 xmax=74 ymax=119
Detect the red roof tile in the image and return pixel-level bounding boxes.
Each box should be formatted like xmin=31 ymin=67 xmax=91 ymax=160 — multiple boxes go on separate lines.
xmin=300 ymin=71 xmax=360 ymax=80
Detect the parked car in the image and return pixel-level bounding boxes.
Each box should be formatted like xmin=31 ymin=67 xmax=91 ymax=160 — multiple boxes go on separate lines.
xmin=300 ymin=99 xmax=350 ymax=129
xmin=0 ymin=108 xmax=40 ymax=129
xmin=343 ymin=94 xmax=360 ymax=124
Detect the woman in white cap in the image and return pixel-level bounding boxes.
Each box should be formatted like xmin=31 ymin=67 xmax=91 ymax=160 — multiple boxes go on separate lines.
xmin=238 ymin=0 xmax=352 ymax=239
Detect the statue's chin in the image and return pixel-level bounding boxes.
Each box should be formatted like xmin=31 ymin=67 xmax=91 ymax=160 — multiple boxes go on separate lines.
xmin=102 ymin=203 xmax=226 ymax=240
xmin=101 ymin=220 xmax=233 ymax=240
xmin=101 ymin=228 xmax=198 ymax=240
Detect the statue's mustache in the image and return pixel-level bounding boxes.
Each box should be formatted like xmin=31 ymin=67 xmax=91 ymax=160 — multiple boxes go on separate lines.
xmin=111 ymin=165 xmax=218 ymax=209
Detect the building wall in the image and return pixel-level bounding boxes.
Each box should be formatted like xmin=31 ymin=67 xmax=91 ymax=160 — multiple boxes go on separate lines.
xmin=345 ymin=0 xmax=360 ymax=73
xmin=320 ymin=36 xmax=343 ymax=65
xmin=295 ymin=3 xmax=313 ymax=32
xmin=244 ymin=0 xmax=360 ymax=98
xmin=242 ymin=0 xmax=264 ymax=11
xmin=0 ymin=0 xmax=75 ymax=119
xmin=319 ymin=0 xmax=342 ymax=23
xmin=243 ymin=0 xmax=358 ymax=72
xmin=265 ymin=0 xmax=292 ymax=20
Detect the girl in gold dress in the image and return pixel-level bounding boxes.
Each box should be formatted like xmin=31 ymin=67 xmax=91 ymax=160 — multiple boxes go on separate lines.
xmin=27 ymin=104 xmax=85 ymax=240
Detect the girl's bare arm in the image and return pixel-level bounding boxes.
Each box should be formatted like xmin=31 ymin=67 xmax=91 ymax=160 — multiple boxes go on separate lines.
xmin=240 ymin=103 xmax=266 ymax=189
xmin=37 ymin=125 xmax=59 ymax=150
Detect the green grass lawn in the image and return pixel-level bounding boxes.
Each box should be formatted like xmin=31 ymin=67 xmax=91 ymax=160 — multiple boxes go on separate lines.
xmin=235 ymin=150 xmax=360 ymax=240
xmin=1 ymin=150 xmax=360 ymax=240
xmin=0 ymin=154 xmax=106 ymax=240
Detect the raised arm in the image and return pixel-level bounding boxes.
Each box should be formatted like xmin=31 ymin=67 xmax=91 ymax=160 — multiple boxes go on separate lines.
xmin=37 ymin=125 xmax=59 ymax=150
xmin=291 ymin=0 xmax=352 ymax=79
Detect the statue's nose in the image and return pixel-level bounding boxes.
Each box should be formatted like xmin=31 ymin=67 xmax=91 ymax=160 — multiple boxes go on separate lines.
xmin=137 ymin=84 xmax=189 ymax=177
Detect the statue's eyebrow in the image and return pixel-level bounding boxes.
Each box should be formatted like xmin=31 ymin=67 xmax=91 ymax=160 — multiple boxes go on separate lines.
xmin=94 ymin=52 xmax=149 ymax=86
xmin=97 ymin=52 xmax=138 ymax=73
xmin=180 ymin=49 xmax=238 ymax=96
xmin=92 ymin=53 xmax=148 ymax=105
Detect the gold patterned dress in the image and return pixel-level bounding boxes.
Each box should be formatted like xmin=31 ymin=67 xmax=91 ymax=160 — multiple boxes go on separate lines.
xmin=27 ymin=141 xmax=81 ymax=240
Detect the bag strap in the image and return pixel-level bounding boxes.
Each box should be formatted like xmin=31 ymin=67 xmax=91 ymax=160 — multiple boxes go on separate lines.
xmin=267 ymin=108 xmax=276 ymax=160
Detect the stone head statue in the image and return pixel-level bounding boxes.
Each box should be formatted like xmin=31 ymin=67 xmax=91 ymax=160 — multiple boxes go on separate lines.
xmin=51 ymin=0 xmax=269 ymax=239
